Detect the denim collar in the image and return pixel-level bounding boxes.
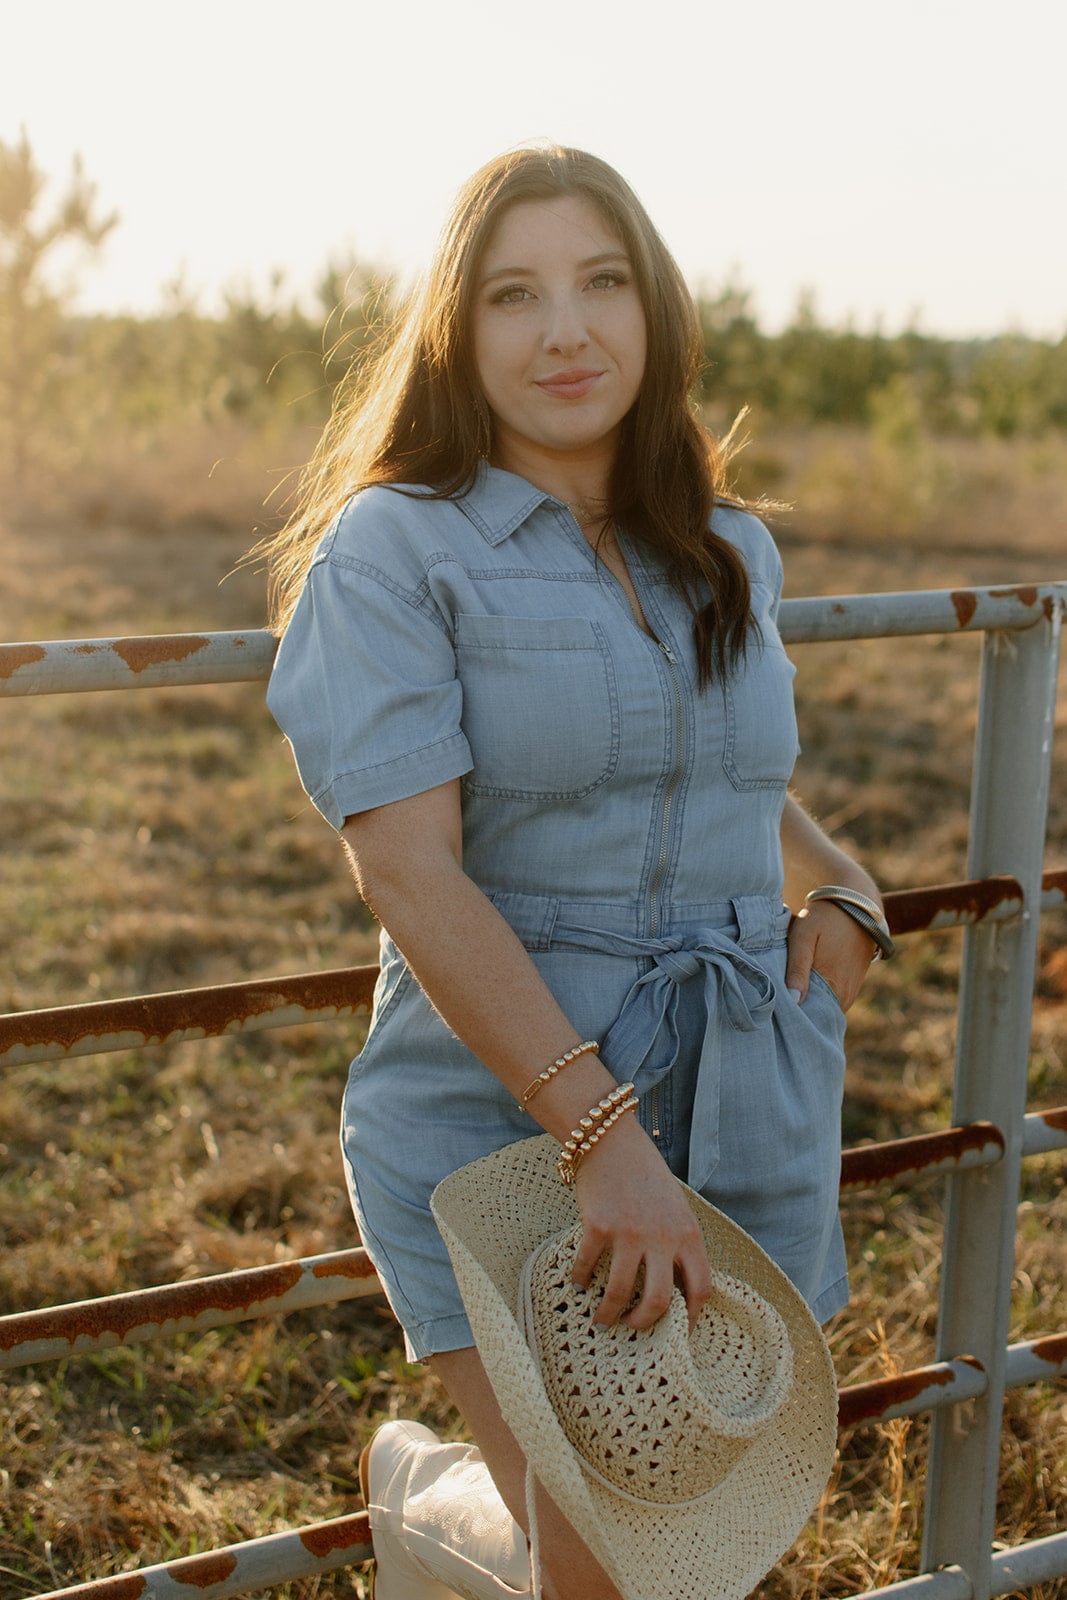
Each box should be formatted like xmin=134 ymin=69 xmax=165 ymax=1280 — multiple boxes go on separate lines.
xmin=455 ymin=464 xmax=565 ymax=547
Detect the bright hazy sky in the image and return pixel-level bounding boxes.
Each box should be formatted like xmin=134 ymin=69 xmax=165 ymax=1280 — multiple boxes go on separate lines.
xmin=4 ymin=0 xmax=1064 ymax=337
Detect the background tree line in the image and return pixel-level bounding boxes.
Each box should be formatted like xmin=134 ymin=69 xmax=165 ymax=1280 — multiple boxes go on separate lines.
xmin=3 ymin=130 xmax=1066 ymax=528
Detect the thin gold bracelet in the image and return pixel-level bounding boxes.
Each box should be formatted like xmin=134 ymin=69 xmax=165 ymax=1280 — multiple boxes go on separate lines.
xmin=519 ymin=1040 xmax=599 ymax=1110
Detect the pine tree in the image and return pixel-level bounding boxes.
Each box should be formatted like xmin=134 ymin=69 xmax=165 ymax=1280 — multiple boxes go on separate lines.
xmin=0 ymin=128 xmax=117 ymax=499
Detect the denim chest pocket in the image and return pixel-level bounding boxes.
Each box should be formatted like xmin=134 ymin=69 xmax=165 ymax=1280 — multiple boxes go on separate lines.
xmin=454 ymin=613 xmax=619 ymax=799
xmin=722 ymin=631 xmax=800 ymax=790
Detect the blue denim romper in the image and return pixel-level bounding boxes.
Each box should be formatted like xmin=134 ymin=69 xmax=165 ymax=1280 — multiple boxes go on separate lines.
xmin=267 ymin=465 xmax=849 ymax=1359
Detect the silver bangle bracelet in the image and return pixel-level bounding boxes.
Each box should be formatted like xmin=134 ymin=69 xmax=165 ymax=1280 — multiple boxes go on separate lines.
xmin=805 ymin=884 xmax=896 ymax=960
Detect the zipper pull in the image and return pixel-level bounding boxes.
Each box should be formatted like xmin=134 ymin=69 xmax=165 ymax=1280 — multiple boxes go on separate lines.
xmin=659 ymin=639 xmax=678 ymax=666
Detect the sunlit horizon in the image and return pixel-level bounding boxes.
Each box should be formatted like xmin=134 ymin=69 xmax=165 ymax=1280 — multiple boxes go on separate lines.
xmin=5 ymin=0 xmax=1065 ymax=340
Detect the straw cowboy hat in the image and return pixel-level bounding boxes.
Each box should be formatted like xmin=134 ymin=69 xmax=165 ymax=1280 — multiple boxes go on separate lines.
xmin=431 ymin=1134 xmax=838 ymax=1600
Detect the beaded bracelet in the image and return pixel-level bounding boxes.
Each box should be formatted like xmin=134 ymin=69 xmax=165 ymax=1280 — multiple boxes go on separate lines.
xmin=557 ymin=1082 xmax=639 ymax=1186
xmin=805 ymin=884 xmax=896 ymax=960
xmin=519 ymin=1039 xmax=599 ymax=1110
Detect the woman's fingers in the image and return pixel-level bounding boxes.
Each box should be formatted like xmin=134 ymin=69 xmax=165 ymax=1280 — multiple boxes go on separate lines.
xmin=593 ymin=1244 xmax=648 ymax=1327
xmin=575 ymin=1233 xmax=712 ymax=1332
xmin=675 ymin=1247 xmax=714 ymax=1335
xmin=788 ymin=900 xmax=875 ymax=1011
xmin=570 ymin=1221 xmax=608 ymax=1289
xmin=571 ymin=1134 xmax=711 ymax=1331
xmin=784 ymin=906 xmax=817 ymax=1001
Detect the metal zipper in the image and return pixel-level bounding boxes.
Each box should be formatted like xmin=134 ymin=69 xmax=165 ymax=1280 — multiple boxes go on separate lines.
xmin=582 ymin=533 xmax=684 ymax=1149
xmin=646 ymin=638 xmax=685 ymax=1147
xmin=646 ymin=638 xmax=685 ymax=939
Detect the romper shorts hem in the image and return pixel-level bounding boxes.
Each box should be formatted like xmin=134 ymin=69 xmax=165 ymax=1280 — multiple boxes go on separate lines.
xmin=402 ymin=1312 xmax=476 ymax=1364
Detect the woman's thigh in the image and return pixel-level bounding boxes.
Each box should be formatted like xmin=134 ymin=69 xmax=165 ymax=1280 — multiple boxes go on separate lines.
xmin=429 ymin=1347 xmax=625 ymax=1600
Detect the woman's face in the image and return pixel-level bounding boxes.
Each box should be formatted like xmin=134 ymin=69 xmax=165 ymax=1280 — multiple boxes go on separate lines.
xmin=471 ymin=194 xmax=647 ymax=480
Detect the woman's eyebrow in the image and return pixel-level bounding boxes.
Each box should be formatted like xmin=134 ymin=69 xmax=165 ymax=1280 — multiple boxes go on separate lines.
xmin=479 ymin=250 xmax=631 ymax=285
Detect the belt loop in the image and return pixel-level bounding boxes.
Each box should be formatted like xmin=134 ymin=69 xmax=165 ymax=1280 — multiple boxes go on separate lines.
xmin=731 ymin=895 xmax=784 ymax=952
xmin=486 ymin=890 xmax=559 ymax=951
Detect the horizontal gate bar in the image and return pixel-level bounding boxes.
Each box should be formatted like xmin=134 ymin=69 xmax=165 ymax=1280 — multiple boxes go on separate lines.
xmin=857 ymin=1534 xmax=1067 ymax=1600
xmin=837 ymin=1333 xmax=1067 ymax=1432
xmin=779 ymin=582 xmax=1066 ymax=644
xmin=10 ymin=1343 xmax=1066 ymax=1600
xmin=3 ymin=584 xmax=1064 ymax=700
xmin=859 ymin=1568 xmax=973 ymax=1600
xmin=0 ymin=1248 xmax=383 ymax=1369
xmin=990 ymin=1529 xmax=1067 ymax=1595
xmin=0 ymin=966 xmax=379 ymax=1068
xmin=0 ymin=631 xmax=277 ymax=696
xmin=840 ymin=1122 xmax=1004 ymax=1188
xmin=837 ymin=1358 xmax=988 ymax=1429
xmin=6 ymin=874 xmax=1066 ymax=1070
xmin=32 ymin=1520 xmax=1065 ymax=1600
xmin=28 ymin=1495 xmax=1067 ymax=1600
xmin=28 ymin=1511 xmax=372 ymax=1600
xmin=1023 ymin=1105 xmax=1067 ymax=1156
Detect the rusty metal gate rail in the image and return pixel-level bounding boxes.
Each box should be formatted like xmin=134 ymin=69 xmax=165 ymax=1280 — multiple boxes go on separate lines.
xmin=1 ymin=579 xmax=1065 ymax=1600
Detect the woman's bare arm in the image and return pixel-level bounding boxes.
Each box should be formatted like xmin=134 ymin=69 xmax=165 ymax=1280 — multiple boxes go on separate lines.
xmin=342 ymin=779 xmax=712 ymax=1331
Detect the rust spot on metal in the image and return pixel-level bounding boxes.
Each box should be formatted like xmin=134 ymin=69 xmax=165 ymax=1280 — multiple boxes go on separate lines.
xmin=0 ymin=965 xmax=378 ymax=1058
xmin=1031 ymin=1332 xmax=1067 ymax=1366
xmin=299 ymin=1512 xmax=372 ymax=1559
xmin=950 ymin=590 xmax=978 ymax=628
xmin=55 ymin=1578 xmax=149 ymax=1600
xmin=837 ymin=1361 xmax=982 ymax=1429
xmin=841 ymin=1122 xmax=1004 ymax=1189
xmin=832 ymin=602 xmax=847 ymax=613
xmin=311 ymin=1253 xmax=379 ymax=1281
xmin=1039 ymin=1108 xmax=1067 ymax=1135
xmin=0 ymin=643 xmax=47 ymax=680
xmin=167 ymin=1552 xmax=238 ymax=1589
xmin=1044 ymin=868 xmax=1067 ymax=898
xmin=884 ymin=876 xmax=1022 ymax=935
xmin=990 ymin=585 xmax=1039 ymax=608
xmin=111 ymin=635 xmax=210 ymax=673
xmin=72 ymin=642 xmax=106 ymax=654
xmin=0 ymin=1262 xmax=305 ymax=1353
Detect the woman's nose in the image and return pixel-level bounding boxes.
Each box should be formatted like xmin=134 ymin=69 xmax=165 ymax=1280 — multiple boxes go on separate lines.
xmin=542 ymin=294 xmax=588 ymax=354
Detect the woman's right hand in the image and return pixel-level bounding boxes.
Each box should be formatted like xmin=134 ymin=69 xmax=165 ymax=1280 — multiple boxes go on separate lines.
xmin=569 ymin=1115 xmax=712 ymax=1335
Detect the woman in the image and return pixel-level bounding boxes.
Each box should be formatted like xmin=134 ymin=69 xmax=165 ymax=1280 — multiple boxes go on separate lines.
xmin=265 ymin=145 xmax=887 ymax=1600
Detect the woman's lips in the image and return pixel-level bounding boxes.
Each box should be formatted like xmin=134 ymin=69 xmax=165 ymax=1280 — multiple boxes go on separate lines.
xmin=533 ymin=369 xmax=604 ymax=399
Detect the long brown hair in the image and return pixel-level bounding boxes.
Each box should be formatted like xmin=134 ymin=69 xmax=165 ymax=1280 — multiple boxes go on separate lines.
xmin=260 ymin=145 xmax=753 ymax=684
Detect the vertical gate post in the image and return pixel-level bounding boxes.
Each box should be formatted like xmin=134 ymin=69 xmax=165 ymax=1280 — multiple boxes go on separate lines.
xmin=921 ymin=604 xmax=1063 ymax=1596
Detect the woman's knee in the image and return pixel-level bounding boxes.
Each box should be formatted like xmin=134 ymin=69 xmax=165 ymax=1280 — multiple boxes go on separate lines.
xmin=428 ymin=1348 xmax=625 ymax=1600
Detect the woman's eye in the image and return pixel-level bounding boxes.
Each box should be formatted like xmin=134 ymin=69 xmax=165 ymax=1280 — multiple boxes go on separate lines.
xmin=589 ymin=270 xmax=628 ymax=291
xmin=491 ymin=284 xmax=532 ymax=306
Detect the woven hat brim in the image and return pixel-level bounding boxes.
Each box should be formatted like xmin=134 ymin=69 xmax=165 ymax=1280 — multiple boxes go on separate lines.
xmin=431 ymin=1134 xmax=837 ymax=1600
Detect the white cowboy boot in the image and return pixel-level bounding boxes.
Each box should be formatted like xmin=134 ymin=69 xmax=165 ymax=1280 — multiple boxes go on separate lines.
xmin=360 ymin=1420 xmax=532 ymax=1600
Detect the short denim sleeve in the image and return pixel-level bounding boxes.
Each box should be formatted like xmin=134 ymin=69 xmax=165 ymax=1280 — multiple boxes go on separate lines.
xmin=711 ymin=504 xmax=785 ymax=621
xmin=267 ymin=538 xmax=472 ymax=830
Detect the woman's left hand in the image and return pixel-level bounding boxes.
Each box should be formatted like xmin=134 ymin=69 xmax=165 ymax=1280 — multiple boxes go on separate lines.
xmin=785 ymin=898 xmax=877 ymax=1011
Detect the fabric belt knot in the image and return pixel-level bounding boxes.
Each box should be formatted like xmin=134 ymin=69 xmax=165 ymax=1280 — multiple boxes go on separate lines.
xmin=543 ymin=918 xmax=781 ymax=1192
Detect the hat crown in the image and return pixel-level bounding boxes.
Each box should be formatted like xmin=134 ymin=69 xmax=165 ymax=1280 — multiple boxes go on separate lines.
xmin=520 ymin=1227 xmax=793 ymax=1504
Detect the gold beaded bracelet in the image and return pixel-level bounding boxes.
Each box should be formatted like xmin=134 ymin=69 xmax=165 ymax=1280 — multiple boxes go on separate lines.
xmin=557 ymin=1082 xmax=639 ymax=1186
xmin=519 ymin=1039 xmax=599 ymax=1110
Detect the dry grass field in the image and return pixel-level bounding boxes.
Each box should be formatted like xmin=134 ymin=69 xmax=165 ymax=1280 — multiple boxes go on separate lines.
xmin=1 ymin=422 xmax=1065 ymax=1598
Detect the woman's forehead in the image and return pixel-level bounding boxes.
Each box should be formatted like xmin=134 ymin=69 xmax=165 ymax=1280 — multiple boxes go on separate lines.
xmin=479 ymin=195 xmax=627 ymax=272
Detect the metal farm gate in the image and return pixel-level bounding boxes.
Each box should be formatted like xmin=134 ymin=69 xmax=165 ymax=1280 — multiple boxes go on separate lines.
xmin=1 ymin=579 xmax=1065 ymax=1600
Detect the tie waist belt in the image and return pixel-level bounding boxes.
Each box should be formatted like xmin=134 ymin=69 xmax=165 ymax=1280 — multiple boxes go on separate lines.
xmin=487 ymin=891 xmax=790 ymax=1190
